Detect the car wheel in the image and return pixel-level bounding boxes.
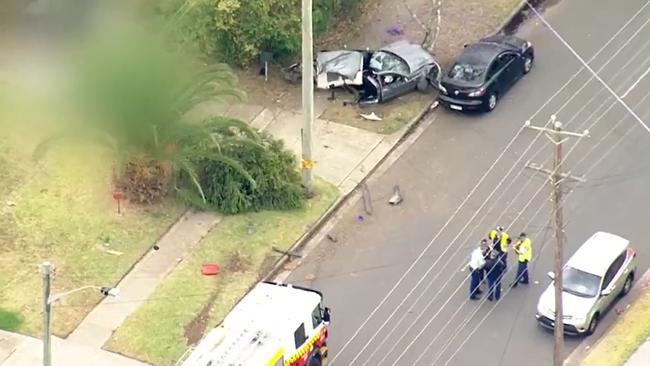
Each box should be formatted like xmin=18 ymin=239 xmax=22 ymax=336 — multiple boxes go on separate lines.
xmin=586 ymin=313 xmax=599 ymax=336
xmin=485 ymin=93 xmax=498 ymax=112
xmin=416 ymin=76 xmax=432 ymax=93
xmin=620 ymin=274 xmax=634 ymax=297
xmin=523 ymin=54 xmax=534 ymax=74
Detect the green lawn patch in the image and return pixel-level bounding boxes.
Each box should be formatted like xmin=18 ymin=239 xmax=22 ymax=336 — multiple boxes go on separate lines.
xmin=0 ymin=308 xmax=25 ymax=332
xmin=579 ymin=287 xmax=650 ymax=366
xmin=105 ymin=180 xmax=339 ymax=366
xmin=0 ymin=143 xmax=185 ymax=337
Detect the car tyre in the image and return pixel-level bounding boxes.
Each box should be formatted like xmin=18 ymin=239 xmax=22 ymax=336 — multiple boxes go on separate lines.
xmin=523 ymin=54 xmax=534 ymax=74
xmin=586 ymin=313 xmax=599 ymax=336
xmin=416 ymin=76 xmax=433 ymax=93
xmin=485 ymin=92 xmax=498 ymax=112
xmin=620 ymin=274 xmax=634 ymax=297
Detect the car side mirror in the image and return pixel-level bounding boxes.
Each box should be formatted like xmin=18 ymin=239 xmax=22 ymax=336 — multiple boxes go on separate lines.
xmin=323 ymin=307 xmax=331 ymax=324
xmin=601 ymin=288 xmax=612 ymax=296
xmin=547 ymin=271 xmax=555 ymax=280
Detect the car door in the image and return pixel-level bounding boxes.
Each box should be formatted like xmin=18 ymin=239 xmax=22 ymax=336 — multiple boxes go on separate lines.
xmin=498 ymin=52 xmax=520 ymax=90
xmin=598 ymin=254 xmax=626 ymax=310
xmin=485 ymin=57 xmax=505 ymax=94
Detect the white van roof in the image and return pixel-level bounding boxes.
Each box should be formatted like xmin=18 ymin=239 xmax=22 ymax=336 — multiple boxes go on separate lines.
xmin=565 ymin=232 xmax=629 ymax=277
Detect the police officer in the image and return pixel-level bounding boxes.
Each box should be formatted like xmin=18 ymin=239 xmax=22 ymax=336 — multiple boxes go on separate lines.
xmin=488 ymin=226 xmax=510 ymax=269
xmin=513 ymin=232 xmax=532 ymax=287
xmin=468 ymin=243 xmax=486 ymax=300
xmin=485 ymin=250 xmax=505 ymax=301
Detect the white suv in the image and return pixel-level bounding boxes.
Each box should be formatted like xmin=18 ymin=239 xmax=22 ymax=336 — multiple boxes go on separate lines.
xmin=536 ymin=232 xmax=637 ymax=336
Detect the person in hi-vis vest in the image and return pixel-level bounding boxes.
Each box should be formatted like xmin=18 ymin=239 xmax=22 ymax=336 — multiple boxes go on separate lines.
xmin=513 ymin=232 xmax=532 ymax=287
xmin=488 ymin=226 xmax=509 ymax=269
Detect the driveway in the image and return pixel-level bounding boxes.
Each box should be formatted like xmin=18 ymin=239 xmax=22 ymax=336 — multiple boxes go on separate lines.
xmin=287 ymin=0 xmax=650 ymax=365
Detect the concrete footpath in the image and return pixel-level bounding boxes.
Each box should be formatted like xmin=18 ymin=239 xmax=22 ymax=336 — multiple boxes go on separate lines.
xmin=625 ymin=338 xmax=650 ymax=366
xmin=67 ymin=211 xmax=220 ymax=349
xmin=0 ymin=330 xmax=149 ymax=366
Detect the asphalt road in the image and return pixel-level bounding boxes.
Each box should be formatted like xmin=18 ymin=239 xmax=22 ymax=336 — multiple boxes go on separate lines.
xmin=289 ymin=0 xmax=650 ymax=365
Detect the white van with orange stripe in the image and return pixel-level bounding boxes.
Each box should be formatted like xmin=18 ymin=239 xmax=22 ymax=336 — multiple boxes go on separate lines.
xmin=177 ymin=281 xmax=331 ymax=366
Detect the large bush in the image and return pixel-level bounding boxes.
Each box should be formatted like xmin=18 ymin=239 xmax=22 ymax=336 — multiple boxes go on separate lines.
xmin=160 ymin=0 xmax=364 ymax=65
xmin=196 ymin=124 xmax=305 ymax=214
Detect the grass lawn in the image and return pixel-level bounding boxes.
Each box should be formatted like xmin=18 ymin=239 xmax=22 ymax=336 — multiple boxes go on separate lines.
xmin=320 ymin=94 xmax=432 ymax=135
xmin=0 ymin=141 xmax=185 ymax=336
xmin=579 ymin=287 xmax=650 ymax=366
xmin=105 ymin=180 xmax=339 ymax=366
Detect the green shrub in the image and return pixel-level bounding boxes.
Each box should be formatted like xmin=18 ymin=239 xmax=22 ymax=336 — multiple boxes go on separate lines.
xmin=159 ymin=0 xmax=364 ymax=65
xmin=197 ymin=130 xmax=305 ymax=214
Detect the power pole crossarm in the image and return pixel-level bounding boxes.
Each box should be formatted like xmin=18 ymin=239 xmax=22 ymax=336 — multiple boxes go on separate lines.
xmin=524 ymin=116 xmax=588 ymax=366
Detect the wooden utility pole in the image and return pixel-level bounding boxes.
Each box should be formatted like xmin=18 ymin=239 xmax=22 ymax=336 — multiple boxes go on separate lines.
xmin=300 ymin=0 xmax=314 ymax=194
xmin=525 ymin=116 xmax=588 ymax=366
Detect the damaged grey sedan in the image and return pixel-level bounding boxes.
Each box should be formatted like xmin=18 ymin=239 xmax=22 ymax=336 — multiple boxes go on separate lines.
xmin=313 ymin=41 xmax=442 ymax=105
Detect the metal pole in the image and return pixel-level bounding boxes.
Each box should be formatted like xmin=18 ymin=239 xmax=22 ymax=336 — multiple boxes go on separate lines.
xmin=40 ymin=261 xmax=52 ymax=366
xmin=551 ymin=120 xmax=564 ymax=366
xmin=300 ymin=0 xmax=314 ymax=194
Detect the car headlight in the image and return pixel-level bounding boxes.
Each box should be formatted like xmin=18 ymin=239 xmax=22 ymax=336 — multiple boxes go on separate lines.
xmin=468 ymin=87 xmax=485 ymax=97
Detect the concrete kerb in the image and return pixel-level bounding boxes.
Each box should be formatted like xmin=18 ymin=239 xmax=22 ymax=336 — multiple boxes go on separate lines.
xmin=563 ymin=268 xmax=650 ymax=366
xmin=264 ymin=99 xmax=438 ymax=283
xmin=494 ymin=0 xmax=528 ymax=35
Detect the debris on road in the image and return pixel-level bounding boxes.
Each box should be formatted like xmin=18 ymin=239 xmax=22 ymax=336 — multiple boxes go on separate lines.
xmin=326 ymin=233 xmax=339 ymax=243
xmin=360 ymin=112 xmax=383 ymax=121
xmin=389 ymin=185 xmax=403 ymax=205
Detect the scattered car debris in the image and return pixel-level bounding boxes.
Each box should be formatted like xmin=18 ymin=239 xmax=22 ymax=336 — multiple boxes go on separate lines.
xmin=201 ymin=263 xmax=219 ymax=276
xmin=360 ymin=112 xmax=382 ymax=121
xmin=326 ymin=233 xmax=338 ymax=243
xmin=389 ymin=185 xmax=403 ymax=205
xmin=272 ymin=246 xmax=302 ymax=260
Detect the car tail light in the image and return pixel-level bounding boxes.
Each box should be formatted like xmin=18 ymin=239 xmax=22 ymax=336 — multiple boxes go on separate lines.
xmin=468 ymin=87 xmax=485 ymax=97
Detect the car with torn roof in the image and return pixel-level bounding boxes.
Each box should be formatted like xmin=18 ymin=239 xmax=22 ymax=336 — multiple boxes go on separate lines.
xmin=536 ymin=231 xmax=638 ymax=336
xmin=313 ymin=40 xmax=442 ymax=105
xmin=438 ymin=34 xmax=534 ymax=112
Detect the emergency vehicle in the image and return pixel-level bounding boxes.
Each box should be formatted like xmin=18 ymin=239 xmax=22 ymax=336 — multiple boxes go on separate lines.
xmin=177 ymin=281 xmax=331 ymax=366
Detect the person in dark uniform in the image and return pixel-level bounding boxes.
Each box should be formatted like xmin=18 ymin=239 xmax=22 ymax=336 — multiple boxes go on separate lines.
xmin=468 ymin=242 xmax=486 ymax=300
xmin=485 ymin=250 xmax=505 ymax=301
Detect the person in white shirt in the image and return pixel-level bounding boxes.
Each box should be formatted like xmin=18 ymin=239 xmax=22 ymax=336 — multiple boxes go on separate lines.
xmin=469 ymin=242 xmax=486 ymax=300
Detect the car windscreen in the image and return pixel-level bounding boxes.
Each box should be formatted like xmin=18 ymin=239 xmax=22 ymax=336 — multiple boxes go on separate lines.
xmin=369 ymin=51 xmax=409 ymax=74
xmin=447 ymin=63 xmax=486 ymax=82
xmin=562 ymin=266 xmax=601 ymax=298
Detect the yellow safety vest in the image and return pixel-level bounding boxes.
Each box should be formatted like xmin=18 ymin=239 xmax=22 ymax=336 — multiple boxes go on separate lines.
xmin=517 ymin=238 xmax=532 ymax=262
xmin=488 ymin=230 xmax=509 ymax=252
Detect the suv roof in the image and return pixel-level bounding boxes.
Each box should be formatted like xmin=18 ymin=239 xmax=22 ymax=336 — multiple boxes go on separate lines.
xmin=565 ymin=232 xmax=629 ymax=277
